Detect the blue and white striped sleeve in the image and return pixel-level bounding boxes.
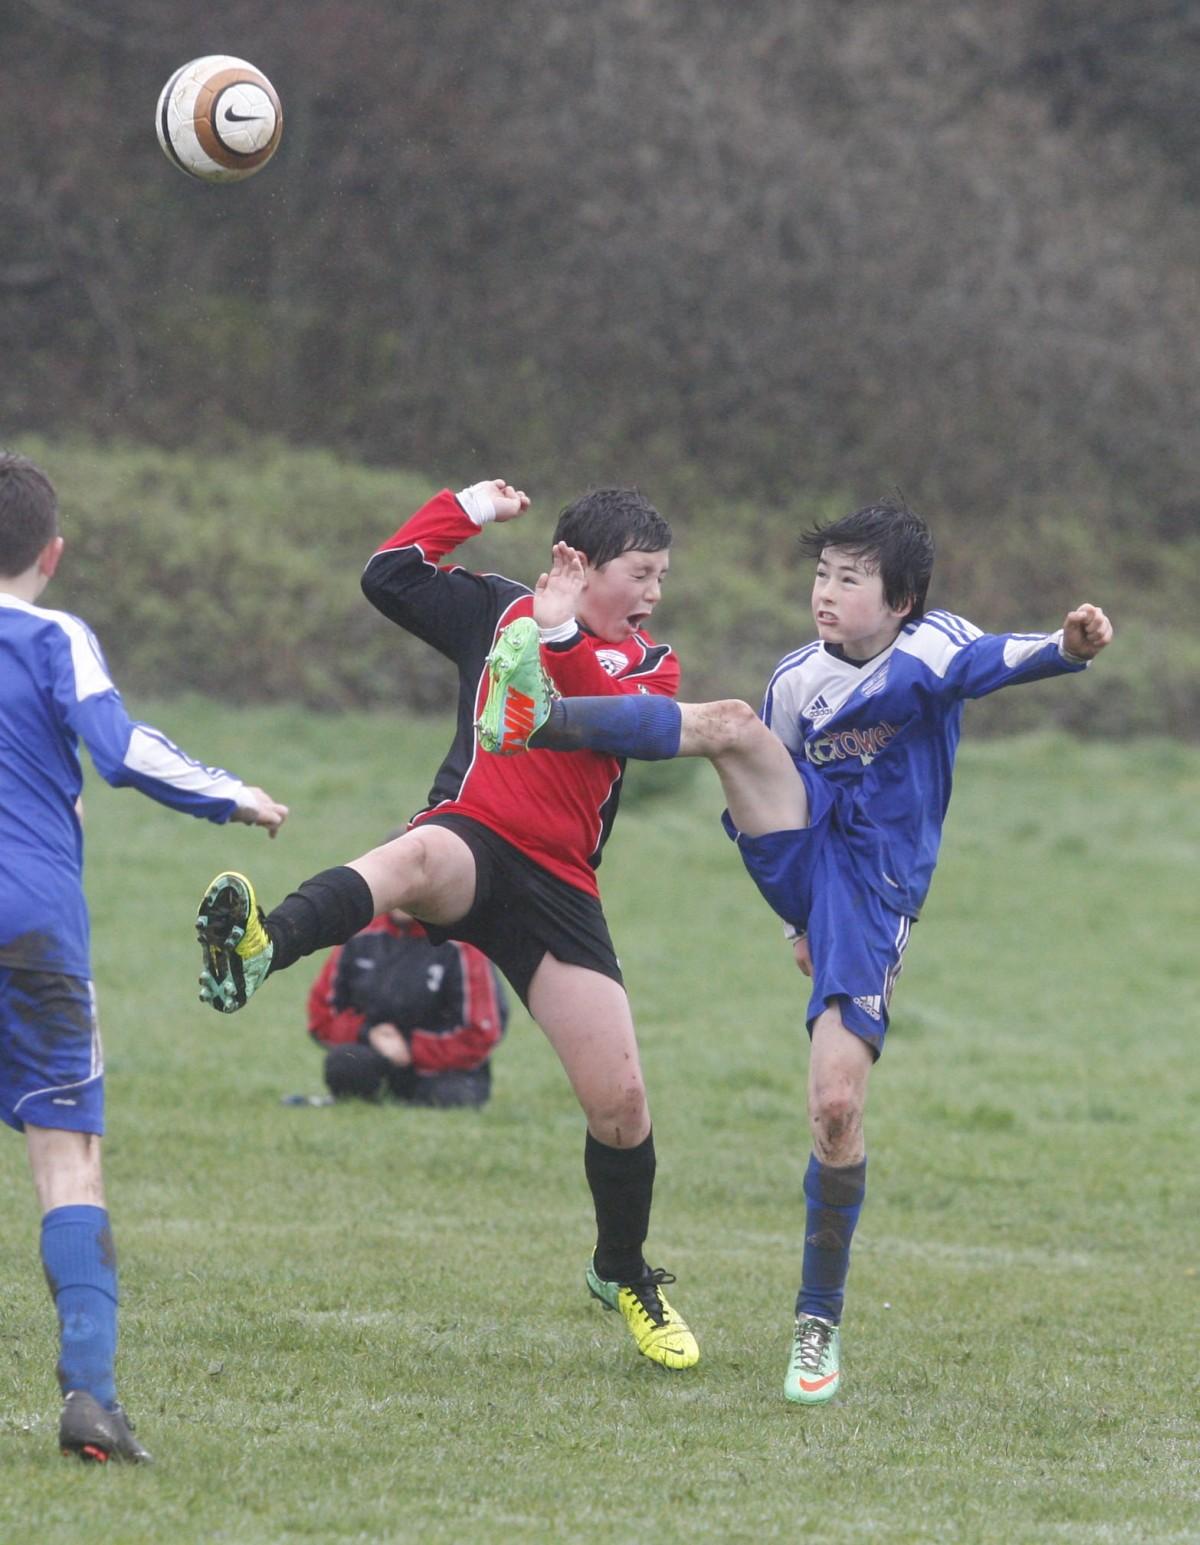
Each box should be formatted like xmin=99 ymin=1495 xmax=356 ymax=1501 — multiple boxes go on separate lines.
xmin=901 ymin=611 xmax=1088 ymax=702
xmin=51 ymin=611 xmax=243 ymax=822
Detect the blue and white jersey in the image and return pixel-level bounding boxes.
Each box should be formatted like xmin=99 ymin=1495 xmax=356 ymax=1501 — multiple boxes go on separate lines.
xmin=0 ymin=593 xmax=244 ymax=977
xmin=763 ymin=610 xmax=1088 ymax=918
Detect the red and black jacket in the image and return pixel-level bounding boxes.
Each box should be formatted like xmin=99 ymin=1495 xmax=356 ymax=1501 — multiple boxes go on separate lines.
xmin=307 ymin=914 xmax=508 ymax=1074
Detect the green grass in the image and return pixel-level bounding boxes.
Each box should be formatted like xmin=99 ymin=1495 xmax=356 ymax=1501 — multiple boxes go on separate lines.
xmin=1 ymin=703 xmax=1197 ymax=1542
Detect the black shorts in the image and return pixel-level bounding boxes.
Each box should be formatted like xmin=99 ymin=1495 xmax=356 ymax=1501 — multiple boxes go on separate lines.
xmin=416 ymin=813 xmax=623 ymax=1008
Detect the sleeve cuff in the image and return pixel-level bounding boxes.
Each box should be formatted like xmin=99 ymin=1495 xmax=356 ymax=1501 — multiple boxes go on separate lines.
xmin=538 ymin=618 xmax=581 ymax=645
xmin=1054 ymin=629 xmax=1090 ymax=667
xmin=456 ymin=484 xmax=496 ymax=526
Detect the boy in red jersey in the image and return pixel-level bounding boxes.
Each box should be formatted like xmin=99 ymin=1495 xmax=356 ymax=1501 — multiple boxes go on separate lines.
xmin=194 ymin=478 xmax=698 ymax=1370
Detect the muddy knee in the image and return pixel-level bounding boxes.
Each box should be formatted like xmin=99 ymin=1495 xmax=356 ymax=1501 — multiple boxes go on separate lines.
xmin=692 ymin=698 xmax=763 ymax=757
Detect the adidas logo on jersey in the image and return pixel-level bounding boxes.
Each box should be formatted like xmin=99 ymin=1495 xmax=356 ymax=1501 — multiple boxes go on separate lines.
xmin=806 ymin=692 xmax=833 ymax=724
xmin=851 ymin=995 xmax=883 ymax=1021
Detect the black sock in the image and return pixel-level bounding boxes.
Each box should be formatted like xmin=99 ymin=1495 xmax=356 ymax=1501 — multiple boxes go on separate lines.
xmin=586 ymin=1128 xmax=656 ymax=1283
xmin=265 ymin=866 xmax=375 ymax=973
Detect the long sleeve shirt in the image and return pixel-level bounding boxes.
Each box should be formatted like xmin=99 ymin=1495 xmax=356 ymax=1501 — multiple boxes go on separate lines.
xmin=360 ymin=490 xmax=679 ymax=897
xmin=762 ymin=610 xmax=1089 ymax=918
xmin=1 ymin=593 xmax=242 ymax=976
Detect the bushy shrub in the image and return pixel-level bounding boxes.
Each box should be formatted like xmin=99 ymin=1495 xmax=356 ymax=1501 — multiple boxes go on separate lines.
xmin=25 ymin=438 xmax=1194 ymax=738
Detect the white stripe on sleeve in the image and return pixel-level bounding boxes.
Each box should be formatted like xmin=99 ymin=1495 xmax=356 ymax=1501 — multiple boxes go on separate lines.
xmin=124 ymin=724 xmax=244 ymax=801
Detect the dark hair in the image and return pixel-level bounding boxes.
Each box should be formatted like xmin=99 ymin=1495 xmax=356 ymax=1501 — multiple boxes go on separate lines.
xmin=0 ymin=452 xmax=58 ymax=578
xmin=553 ymin=488 xmax=671 ymax=569
xmin=798 ymin=497 xmax=934 ymax=621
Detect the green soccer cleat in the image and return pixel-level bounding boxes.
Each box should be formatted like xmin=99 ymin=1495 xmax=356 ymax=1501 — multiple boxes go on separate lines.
xmin=59 ymin=1391 xmax=152 ymax=1464
xmin=196 ymin=871 xmax=274 ymax=1014
xmin=476 ymin=616 xmax=558 ymax=755
xmin=585 ymin=1257 xmax=700 ymax=1370
xmin=784 ymin=1313 xmax=841 ymax=1405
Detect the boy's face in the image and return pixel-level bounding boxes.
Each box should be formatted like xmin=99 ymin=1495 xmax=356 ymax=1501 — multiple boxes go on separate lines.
xmin=811 ymin=545 xmax=910 ymax=661
xmin=577 ymin=547 xmax=670 ymax=643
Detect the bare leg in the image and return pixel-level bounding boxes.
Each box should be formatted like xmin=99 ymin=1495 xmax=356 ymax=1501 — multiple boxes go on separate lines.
xmin=527 ymin=955 xmax=650 ymax=1148
xmin=794 ymin=1007 xmax=874 ymax=1337
xmin=528 ymin=956 xmax=666 ymax=1304
xmin=535 ymin=694 xmax=808 ymax=836
xmin=237 ymin=823 xmax=482 ymax=993
xmin=347 ymin=824 xmax=479 ymax=925
xmin=679 ymin=699 xmax=809 ymax=837
xmin=26 ymin=1127 xmax=105 ymax=1212
xmin=807 ymin=1007 xmax=873 ymax=1164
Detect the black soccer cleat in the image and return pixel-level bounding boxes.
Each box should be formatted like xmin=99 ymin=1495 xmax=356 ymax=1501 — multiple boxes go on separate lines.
xmin=59 ymin=1390 xmax=153 ymax=1464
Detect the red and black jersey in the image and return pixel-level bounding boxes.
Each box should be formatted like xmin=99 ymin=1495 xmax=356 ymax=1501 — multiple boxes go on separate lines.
xmin=306 ymin=914 xmax=508 ymax=1074
xmin=361 ymin=490 xmax=680 ymax=897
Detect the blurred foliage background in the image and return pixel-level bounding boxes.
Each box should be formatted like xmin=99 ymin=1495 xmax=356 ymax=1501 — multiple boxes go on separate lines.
xmin=2 ymin=0 xmax=1197 ymax=733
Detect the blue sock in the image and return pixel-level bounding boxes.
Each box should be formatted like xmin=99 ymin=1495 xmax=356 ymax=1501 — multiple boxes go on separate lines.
xmin=796 ymin=1154 xmax=866 ymax=1325
xmin=41 ymin=1204 xmax=119 ymax=1409
xmin=533 ymin=696 xmax=682 ymax=759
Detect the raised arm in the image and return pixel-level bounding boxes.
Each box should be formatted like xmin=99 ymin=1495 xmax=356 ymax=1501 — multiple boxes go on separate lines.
xmin=911 ymin=605 xmax=1113 ymax=703
xmin=532 ymin=541 xmax=588 ymax=631
xmin=361 ymin=482 xmax=529 ymax=662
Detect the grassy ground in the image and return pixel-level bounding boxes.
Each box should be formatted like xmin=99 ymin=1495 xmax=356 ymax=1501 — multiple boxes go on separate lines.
xmin=1 ymin=701 xmax=1197 ymax=1542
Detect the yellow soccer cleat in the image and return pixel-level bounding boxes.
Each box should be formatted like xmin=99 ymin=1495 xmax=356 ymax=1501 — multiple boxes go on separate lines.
xmin=196 ymin=871 xmax=274 ymax=1013
xmin=585 ymin=1257 xmax=700 ymax=1370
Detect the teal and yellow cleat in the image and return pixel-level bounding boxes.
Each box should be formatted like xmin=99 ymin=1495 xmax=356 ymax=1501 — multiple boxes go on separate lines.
xmin=196 ymin=871 xmax=274 ymax=1014
xmin=585 ymin=1257 xmax=700 ymax=1370
xmin=784 ymin=1313 xmax=841 ymax=1405
xmin=476 ymin=616 xmax=558 ymax=755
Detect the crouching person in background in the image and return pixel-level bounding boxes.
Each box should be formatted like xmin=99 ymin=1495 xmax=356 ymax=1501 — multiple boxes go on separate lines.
xmin=307 ymin=904 xmax=508 ymax=1108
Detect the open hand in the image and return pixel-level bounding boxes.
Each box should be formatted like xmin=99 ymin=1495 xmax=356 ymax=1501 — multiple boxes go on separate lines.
xmin=233 ymin=787 xmax=289 ymax=838
xmin=1062 ymin=603 xmax=1113 ymax=660
xmin=533 ymin=541 xmax=587 ymax=630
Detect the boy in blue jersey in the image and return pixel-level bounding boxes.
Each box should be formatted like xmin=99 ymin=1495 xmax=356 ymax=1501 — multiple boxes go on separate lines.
xmin=0 ymin=453 xmax=288 ymax=1462
xmin=482 ymin=496 xmax=1113 ymax=1405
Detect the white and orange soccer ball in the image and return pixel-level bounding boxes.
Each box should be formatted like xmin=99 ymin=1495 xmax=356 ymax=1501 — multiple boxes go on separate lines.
xmin=156 ymin=56 xmax=282 ymax=183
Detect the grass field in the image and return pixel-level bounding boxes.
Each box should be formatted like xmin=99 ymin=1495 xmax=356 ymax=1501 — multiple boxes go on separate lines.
xmin=1 ymin=701 xmax=1197 ymax=1543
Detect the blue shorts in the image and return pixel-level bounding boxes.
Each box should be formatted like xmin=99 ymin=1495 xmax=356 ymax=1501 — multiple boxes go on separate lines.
xmin=0 ymin=966 xmax=104 ymax=1134
xmin=722 ymin=771 xmax=912 ymax=1057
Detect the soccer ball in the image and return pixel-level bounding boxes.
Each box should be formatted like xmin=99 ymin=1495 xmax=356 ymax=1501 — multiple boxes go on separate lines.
xmin=156 ymin=56 xmax=282 ymax=183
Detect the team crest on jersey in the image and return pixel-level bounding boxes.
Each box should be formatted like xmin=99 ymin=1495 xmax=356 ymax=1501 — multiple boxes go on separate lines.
xmin=594 ymin=648 xmax=627 ymax=676
xmin=860 ymin=665 xmax=889 ymax=698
